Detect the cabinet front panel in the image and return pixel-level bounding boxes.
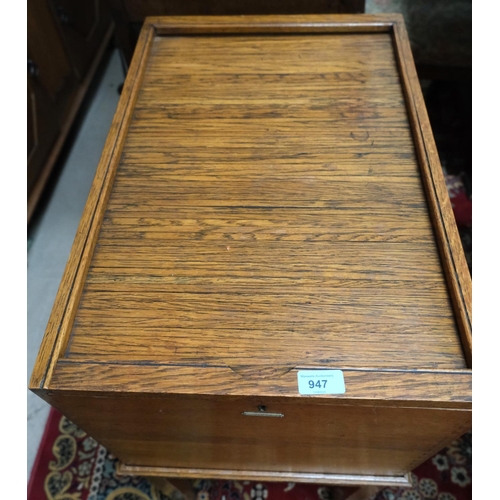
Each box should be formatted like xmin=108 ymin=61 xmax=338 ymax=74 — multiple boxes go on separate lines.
xmin=45 ymin=393 xmax=471 ymax=477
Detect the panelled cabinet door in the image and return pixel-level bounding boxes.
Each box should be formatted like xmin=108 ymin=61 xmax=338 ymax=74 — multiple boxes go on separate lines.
xmin=27 ymin=83 xmax=35 ymax=160
xmin=48 ymin=0 xmax=112 ymax=80
xmin=27 ymin=0 xmax=77 ymax=197
xmin=27 ymin=75 xmax=59 ymax=196
xmin=27 ymin=0 xmax=76 ymax=106
xmin=27 ymin=0 xmax=114 ymax=223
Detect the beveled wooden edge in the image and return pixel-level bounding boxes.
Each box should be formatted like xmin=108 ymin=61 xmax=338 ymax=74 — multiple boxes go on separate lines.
xmin=29 ymin=14 xmax=472 ymax=396
xmin=143 ymin=14 xmax=400 ymax=34
xmin=116 ymin=462 xmax=412 ymax=487
xmin=44 ymin=363 xmax=472 ymax=408
xmin=29 ymin=22 xmax=156 ymax=391
xmin=391 ymin=23 xmax=472 ymax=368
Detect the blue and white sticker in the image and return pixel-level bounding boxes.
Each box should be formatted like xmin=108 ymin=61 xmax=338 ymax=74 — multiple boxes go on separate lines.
xmin=297 ymin=370 xmax=346 ymax=395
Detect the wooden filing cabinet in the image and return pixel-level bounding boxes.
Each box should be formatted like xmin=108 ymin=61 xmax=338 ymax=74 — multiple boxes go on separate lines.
xmin=30 ymin=15 xmax=472 ymax=489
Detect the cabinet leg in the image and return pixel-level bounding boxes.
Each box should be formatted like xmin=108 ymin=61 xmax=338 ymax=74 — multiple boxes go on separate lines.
xmin=343 ymin=485 xmax=381 ymax=500
xmin=148 ymin=476 xmax=196 ymax=500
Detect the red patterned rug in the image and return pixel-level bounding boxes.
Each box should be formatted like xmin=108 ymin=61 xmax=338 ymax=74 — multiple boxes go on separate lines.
xmin=28 ymin=408 xmax=471 ymax=500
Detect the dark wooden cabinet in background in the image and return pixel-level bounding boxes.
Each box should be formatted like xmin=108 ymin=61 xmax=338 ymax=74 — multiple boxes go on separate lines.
xmin=27 ymin=0 xmax=113 ymax=223
xmin=48 ymin=0 xmax=113 ymax=79
xmin=108 ymin=0 xmax=365 ymax=70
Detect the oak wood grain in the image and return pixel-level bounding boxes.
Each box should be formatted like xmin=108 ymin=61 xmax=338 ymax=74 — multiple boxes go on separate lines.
xmin=30 ymin=15 xmax=472 ymax=484
xmin=99 ymin=208 xmax=434 ymax=242
xmin=65 ymin=28 xmax=467 ymax=375
xmin=48 ymin=363 xmax=472 ymax=408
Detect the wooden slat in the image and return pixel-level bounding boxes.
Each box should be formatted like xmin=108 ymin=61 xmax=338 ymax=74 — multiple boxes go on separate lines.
xmin=48 ymin=363 xmax=472 ymax=406
xmin=89 ymin=241 xmax=444 ymax=279
xmin=86 ymin=269 xmax=447 ymax=291
xmin=67 ymin=330 xmax=464 ymax=370
xmin=100 ymin=209 xmax=434 ymax=243
xmin=107 ymin=178 xmax=426 ymax=210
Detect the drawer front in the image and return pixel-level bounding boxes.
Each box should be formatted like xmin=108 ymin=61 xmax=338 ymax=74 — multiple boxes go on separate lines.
xmin=45 ymin=392 xmax=471 ymax=478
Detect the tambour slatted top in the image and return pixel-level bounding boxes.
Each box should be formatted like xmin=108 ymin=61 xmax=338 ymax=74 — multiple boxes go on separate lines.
xmin=31 ymin=15 xmax=471 ymax=402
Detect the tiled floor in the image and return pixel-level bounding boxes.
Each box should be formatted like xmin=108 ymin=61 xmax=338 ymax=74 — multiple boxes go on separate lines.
xmin=27 ymin=48 xmax=124 ymax=480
